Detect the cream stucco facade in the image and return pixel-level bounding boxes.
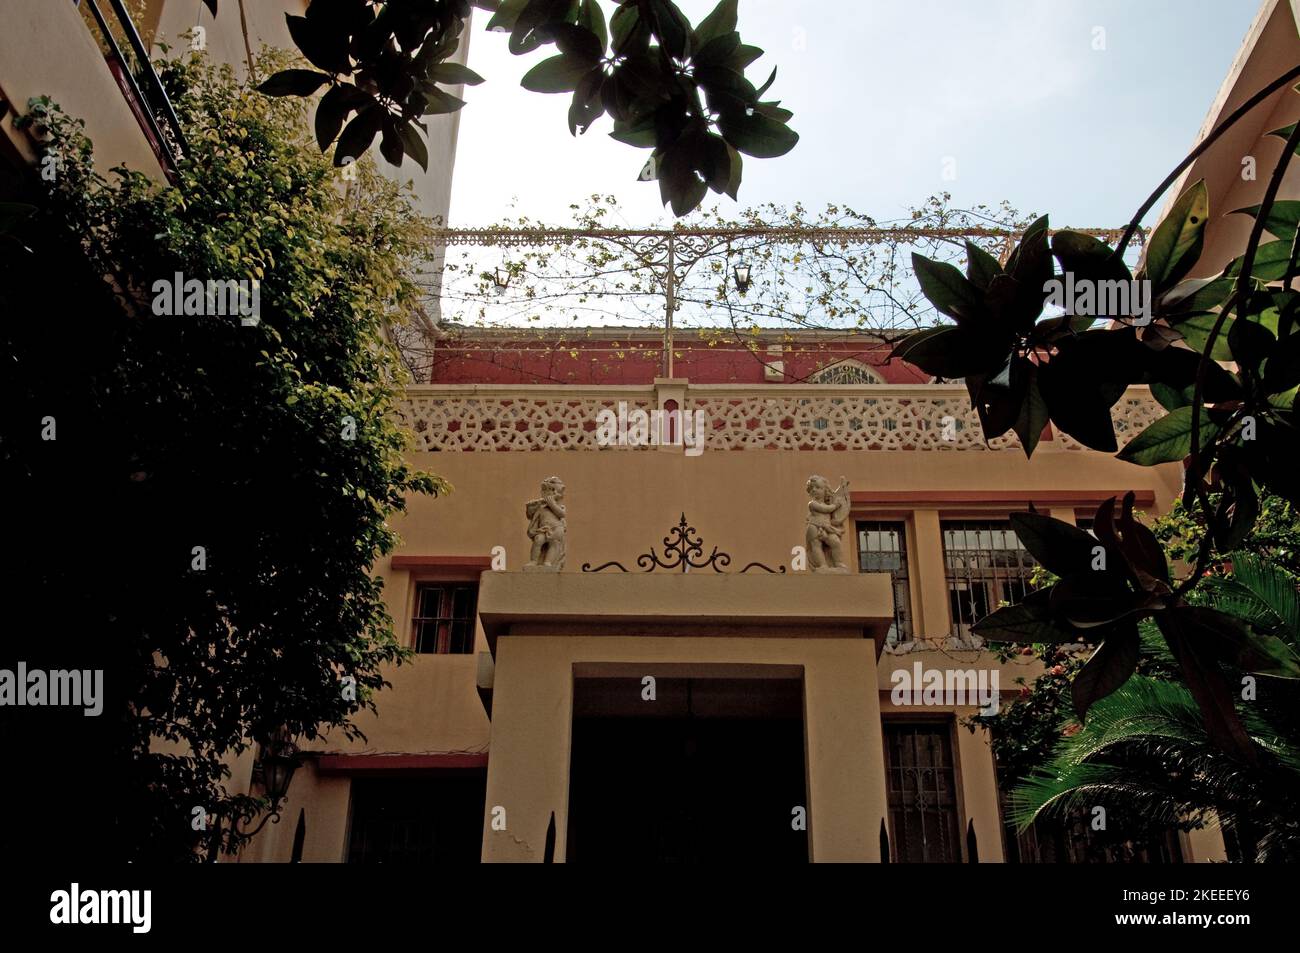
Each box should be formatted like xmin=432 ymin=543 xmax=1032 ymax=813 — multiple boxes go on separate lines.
xmin=7 ymin=0 xmax=1289 ymax=865
xmin=237 ymin=383 xmax=1219 ymax=863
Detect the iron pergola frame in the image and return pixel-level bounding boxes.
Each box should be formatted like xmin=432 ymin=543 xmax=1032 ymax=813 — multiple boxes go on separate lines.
xmin=428 ymin=224 xmax=1146 ymax=377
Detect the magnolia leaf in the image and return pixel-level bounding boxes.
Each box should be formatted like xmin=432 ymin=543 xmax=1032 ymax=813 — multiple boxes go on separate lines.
xmin=972 ymin=589 xmax=1077 ymax=643
xmin=334 ymin=106 xmax=384 ymax=166
xmin=1157 ymin=611 xmax=1258 ymax=759
xmin=285 ymin=14 xmax=352 ymax=75
xmin=1142 ymin=179 xmax=1208 ymax=292
xmin=717 ymin=108 xmax=798 ymax=159
xmin=397 ymin=121 xmax=429 ymax=171
xmin=913 ymin=253 xmax=984 ymax=324
xmin=1051 ymin=571 xmax=1147 ymax=628
xmin=1226 ymin=239 xmax=1295 ymax=281
xmin=1117 ymin=406 xmax=1220 ymax=466
xmin=694 ymin=0 xmax=739 ymax=46
xmin=1230 ymin=199 xmax=1300 ymax=242
xmin=521 ymin=54 xmax=592 ymax=93
xmin=1071 ymin=625 xmax=1140 ymax=721
xmin=964 ymin=240 xmax=1002 ymax=291
xmin=428 ymin=62 xmax=485 ymax=86
xmin=1176 ymin=312 xmax=1236 ymax=360
xmin=1010 ymin=511 xmax=1102 ymax=578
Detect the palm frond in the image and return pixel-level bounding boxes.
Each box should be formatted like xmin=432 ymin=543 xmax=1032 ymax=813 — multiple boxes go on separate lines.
xmin=1138 ymin=619 xmax=1177 ymax=666
xmin=1199 ymin=576 xmax=1281 ymax=631
xmin=1049 ymin=677 xmax=1205 ymax=770
xmin=1008 ymin=766 xmax=1188 ymax=830
xmin=1008 ymin=677 xmax=1300 ymax=837
xmin=1227 ymin=550 xmax=1300 ymax=644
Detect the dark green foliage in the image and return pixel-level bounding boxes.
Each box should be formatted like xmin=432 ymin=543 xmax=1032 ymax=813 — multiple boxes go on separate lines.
xmin=247 ymin=0 xmax=796 ymax=216
xmin=896 ymin=77 xmax=1300 ymax=746
xmin=1010 ymin=667 xmax=1300 ymax=861
xmin=976 ymin=499 xmax=1300 ymax=860
xmin=0 ymin=57 xmax=444 ymax=861
xmin=891 ymin=176 xmax=1296 ymax=519
xmin=975 ymin=494 xmax=1299 ymax=758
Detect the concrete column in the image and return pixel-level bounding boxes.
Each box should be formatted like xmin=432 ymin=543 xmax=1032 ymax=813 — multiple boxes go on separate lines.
xmin=955 ymin=718 xmax=1006 ymax=862
xmin=653 ymin=377 xmax=688 ymax=454
xmin=300 ymin=775 xmax=352 ymax=862
xmin=803 ymin=642 xmax=890 ymax=861
xmin=910 ymin=509 xmax=950 ymax=641
xmin=482 ymin=637 xmax=573 ymax=862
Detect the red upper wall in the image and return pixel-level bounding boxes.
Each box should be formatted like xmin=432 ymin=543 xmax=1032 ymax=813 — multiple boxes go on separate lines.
xmin=425 ymin=333 xmax=929 ymax=385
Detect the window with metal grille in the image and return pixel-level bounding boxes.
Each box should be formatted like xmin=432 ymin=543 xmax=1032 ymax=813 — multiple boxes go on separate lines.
xmin=883 ymin=722 xmax=962 ymax=862
xmin=412 ymin=583 xmax=477 ymax=654
xmin=857 ymin=521 xmax=913 ymax=644
xmin=941 ymin=520 xmax=1036 ymax=640
xmin=347 ymin=776 xmax=486 ymax=864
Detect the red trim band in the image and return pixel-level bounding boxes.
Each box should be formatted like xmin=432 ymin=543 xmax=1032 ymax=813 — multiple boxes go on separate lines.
xmin=850 ymin=490 xmax=1157 ymax=508
xmin=316 ymin=753 xmax=488 ymax=773
xmin=391 ymin=555 xmax=493 ymax=571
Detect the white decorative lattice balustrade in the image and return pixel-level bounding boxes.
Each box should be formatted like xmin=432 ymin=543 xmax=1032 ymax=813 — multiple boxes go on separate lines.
xmin=686 ymin=385 xmax=1013 ymax=451
xmin=397 ymin=386 xmax=655 ymax=451
xmin=397 ymin=384 xmax=1161 ymax=453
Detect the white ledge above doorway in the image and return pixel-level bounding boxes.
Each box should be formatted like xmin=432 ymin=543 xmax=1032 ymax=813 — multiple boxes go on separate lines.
xmin=476 ymin=570 xmax=895 ymax=657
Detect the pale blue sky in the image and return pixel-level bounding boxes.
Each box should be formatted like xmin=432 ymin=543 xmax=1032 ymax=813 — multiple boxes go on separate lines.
xmin=449 ymin=0 xmax=1264 ymax=229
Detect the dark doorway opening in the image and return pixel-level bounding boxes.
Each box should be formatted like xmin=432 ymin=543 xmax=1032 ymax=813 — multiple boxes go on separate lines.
xmin=567 ymin=676 xmax=808 ymax=863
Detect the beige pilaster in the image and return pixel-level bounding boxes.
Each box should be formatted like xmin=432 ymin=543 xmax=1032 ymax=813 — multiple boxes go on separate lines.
xmin=1048 ymin=507 xmax=1078 ymax=526
xmin=955 ymin=716 xmax=1006 ymax=862
xmin=910 ymin=509 xmax=951 ymax=641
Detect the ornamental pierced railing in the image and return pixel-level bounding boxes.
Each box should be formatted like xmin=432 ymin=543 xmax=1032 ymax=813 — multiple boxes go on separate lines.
xmin=397 ymin=386 xmax=655 ymax=452
xmin=396 ymin=383 xmax=1162 ymax=453
xmin=689 ymin=384 xmax=1003 ymax=451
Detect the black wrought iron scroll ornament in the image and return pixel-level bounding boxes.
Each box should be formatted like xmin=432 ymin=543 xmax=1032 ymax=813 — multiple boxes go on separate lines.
xmin=582 ymin=513 xmax=786 ymax=574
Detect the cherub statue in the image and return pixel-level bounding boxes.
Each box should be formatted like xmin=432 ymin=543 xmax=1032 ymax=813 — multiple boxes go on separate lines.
xmin=805 ymin=475 xmax=850 ymax=573
xmin=524 ymin=476 xmax=566 ymax=571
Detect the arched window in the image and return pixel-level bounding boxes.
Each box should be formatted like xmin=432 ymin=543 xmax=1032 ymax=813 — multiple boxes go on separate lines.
xmin=803 ymin=361 xmax=884 ymax=432
xmin=809 ymin=361 xmax=884 ymax=385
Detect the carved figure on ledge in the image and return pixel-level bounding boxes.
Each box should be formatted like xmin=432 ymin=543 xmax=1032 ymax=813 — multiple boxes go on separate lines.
xmin=524 ymin=476 xmax=566 ymax=571
xmin=805 ymin=475 xmax=850 ymax=573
